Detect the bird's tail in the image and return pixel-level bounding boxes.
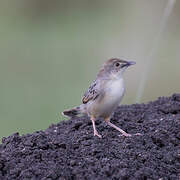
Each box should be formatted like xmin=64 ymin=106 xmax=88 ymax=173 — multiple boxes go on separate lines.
xmin=62 ymin=104 xmax=86 ymax=118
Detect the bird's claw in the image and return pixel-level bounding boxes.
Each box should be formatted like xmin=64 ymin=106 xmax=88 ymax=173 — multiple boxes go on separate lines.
xmin=119 ymin=133 xmax=132 ymax=137
xmin=118 ymin=132 xmax=142 ymax=137
xmin=134 ymin=133 xmax=142 ymax=136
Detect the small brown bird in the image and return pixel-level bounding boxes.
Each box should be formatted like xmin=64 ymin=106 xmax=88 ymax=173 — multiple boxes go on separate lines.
xmin=62 ymin=58 xmax=137 ymax=138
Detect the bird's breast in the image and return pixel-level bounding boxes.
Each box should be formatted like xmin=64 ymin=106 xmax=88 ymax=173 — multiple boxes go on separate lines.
xmin=93 ymin=78 xmax=125 ymax=117
xmin=86 ymin=78 xmax=125 ymax=118
xmin=104 ymin=78 xmax=125 ymax=101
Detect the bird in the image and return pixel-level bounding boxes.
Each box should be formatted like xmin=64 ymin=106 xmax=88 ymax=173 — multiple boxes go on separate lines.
xmin=62 ymin=58 xmax=137 ymax=138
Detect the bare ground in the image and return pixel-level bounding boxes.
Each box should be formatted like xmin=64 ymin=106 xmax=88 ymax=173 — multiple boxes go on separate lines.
xmin=0 ymin=94 xmax=180 ymax=180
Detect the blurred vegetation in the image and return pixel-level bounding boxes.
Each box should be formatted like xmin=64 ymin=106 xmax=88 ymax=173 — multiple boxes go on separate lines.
xmin=0 ymin=0 xmax=180 ymax=139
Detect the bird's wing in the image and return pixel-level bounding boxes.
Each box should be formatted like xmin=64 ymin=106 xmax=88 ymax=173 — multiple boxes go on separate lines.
xmin=82 ymin=80 xmax=101 ymax=104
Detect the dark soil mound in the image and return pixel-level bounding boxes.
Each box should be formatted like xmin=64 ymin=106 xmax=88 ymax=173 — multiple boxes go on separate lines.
xmin=0 ymin=94 xmax=180 ymax=180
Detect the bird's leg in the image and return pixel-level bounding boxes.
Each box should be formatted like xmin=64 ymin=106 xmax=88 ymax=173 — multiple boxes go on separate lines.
xmin=91 ymin=116 xmax=102 ymax=138
xmin=105 ymin=117 xmax=132 ymax=137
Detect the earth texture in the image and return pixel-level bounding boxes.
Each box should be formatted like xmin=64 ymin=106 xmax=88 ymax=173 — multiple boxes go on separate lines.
xmin=0 ymin=94 xmax=180 ymax=179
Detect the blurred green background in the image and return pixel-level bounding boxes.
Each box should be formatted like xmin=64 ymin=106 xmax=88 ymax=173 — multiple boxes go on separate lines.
xmin=0 ymin=0 xmax=180 ymax=139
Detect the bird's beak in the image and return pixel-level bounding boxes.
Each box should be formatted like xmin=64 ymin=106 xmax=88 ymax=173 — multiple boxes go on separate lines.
xmin=121 ymin=60 xmax=136 ymax=68
xmin=125 ymin=61 xmax=136 ymax=67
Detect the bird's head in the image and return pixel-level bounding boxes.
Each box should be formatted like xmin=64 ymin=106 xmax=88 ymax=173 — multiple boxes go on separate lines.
xmin=99 ymin=58 xmax=136 ymax=79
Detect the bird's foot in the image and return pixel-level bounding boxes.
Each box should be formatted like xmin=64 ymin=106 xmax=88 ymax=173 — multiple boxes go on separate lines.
xmin=134 ymin=133 xmax=142 ymax=136
xmin=94 ymin=131 xmax=102 ymax=138
xmin=119 ymin=132 xmax=142 ymax=137
xmin=119 ymin=132 xmax=132 ymax=137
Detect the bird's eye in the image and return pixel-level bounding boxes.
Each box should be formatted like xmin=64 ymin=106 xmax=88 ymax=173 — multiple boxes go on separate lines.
xmin=115 ymin=62 xmax=120 ymax=67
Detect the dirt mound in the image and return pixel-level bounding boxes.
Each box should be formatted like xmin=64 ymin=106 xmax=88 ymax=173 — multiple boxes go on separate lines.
xmin=0 ymin=94 xmax=180 ymax=179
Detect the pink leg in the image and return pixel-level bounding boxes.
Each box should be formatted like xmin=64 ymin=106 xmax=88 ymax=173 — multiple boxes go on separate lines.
xmin=105 ymin=117 xmax=132 ymax=137
xmin=91 ymin=116 xmax=102 ymax=138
